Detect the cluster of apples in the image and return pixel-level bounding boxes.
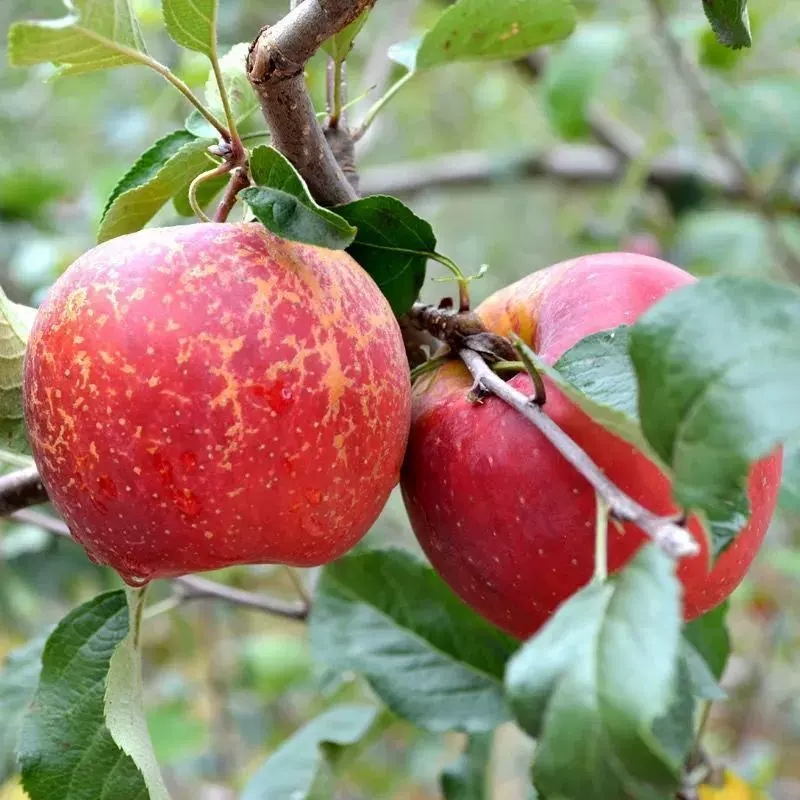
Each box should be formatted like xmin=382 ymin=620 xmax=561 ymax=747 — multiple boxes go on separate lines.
xmin=24 ymin=222 xmax=781 ymax=638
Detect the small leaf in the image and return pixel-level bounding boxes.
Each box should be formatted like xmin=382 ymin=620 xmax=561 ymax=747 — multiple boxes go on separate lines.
xmin=629 ymin=276 xmax=800 ymax=554
xmin=98 ymin=130 xmax=216 ymax=242
xmin=162 ymin=0 xmax=216 ymax=57
xmin=0 ymin=288 xmax=36 ymax=456
xmin=105 ymin=587 xmax=170 ymax=800
xmin=387 ymin=36 xmax=423 ymax=71
xmin=240 ymin=704 xmax=378 ymax=800
xmin=8 ymin=0 xmax=148 ymax=77
xmin=0 ymin=633 xmax=48 ymax=785
xmin=399 ymin=0 xmax=576 ymax=72
xmin=309 ymin=548 xmax=518 ymax=733
xmin=542 ymin=23 xmax=626 ymax=139
xmin=185 ymin=109 xmax=220 ymax=139
xmin=204 ymin=42 xmax=259 ymax=124
xmin=242 ymin=146 xmax=356 ymax=250
xmin=334 ymin=195 xmax=434 ymax=316
xmin=323 ymin=9 xmax=371 ymax=63
xmin=506 ymin=546 xmax=685 ymax=799
xmin=780 ymin=439 xmax=800 ymax=512
xmin=18 ymin=591 xmax=150 ymax=800
xmin=702 ymin=0 xmax=752 ymax=49
xmin=683 ymin=602 xmax=731 ymax=683
xmin=440 ymin=734 xmax=493 ymax=800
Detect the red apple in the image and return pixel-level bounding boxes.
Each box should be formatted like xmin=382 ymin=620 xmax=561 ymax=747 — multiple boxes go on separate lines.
xmin=23 ymin=222 xmax=411 ymax=585
xmin=401 ymin=253 xmax=782 ymax=640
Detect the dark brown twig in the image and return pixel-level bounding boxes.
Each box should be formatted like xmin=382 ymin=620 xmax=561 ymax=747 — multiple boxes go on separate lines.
xmin=6 ymin=506 xmax=309 ymax=620
xmin=0 ymin=467 xmax=48 ymax=515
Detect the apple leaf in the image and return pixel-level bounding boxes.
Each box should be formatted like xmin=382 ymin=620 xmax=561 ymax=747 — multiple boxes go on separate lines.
xmin=8 ymin=0 xmax=148 ymax=77
xmin=523 ymin=328 xmax=663 ymax=469
xmin=391 ymin=0 xmax=576 ymax=73
xmin=702 ymin=0 xmax=752 ymax=49
xmin=322 ymin=8 xmax=370 ymax=64
xmin=104 ymin=588 xmax=170 ymax=800
xmin=440 ymin=734 xmax=493 ymax=800
xmin=683 ymin=601 xmax=731 ymax=684
xmin=98 ymin=130 xmax=216 ymax=243
xmin=204 ymin=42 xmax=259 ymax=125
xmin=506 ymin=546 xmax=686 ymax=800
xmin=162 ymin=0 xmax=216 ymax=57
xmin=680 ymin=639 xmax=726 ymax=701
xmin=309 ymin=548 xmax=518 ymax=733
xmin=334 ymin=195 xmax=434 ymax=316
xmin=0 ymin=288 xmax=36 ymax=456
xmin=629 ymin=276 xmax=800 ymax=554
xmin=779 ymin=439 xmax=800 ymax=512
xmin=241 ymin=146 xmax=356 ymax=250
xmin=240 ymin=705 xmax=379 ymax=800
xmin=542 ymin=23 xmax=626 ymax=140
xmin=18 ymin=592 xmax=153 ymax=800
xmin=0 ymin=632 xmax=48 ymax=785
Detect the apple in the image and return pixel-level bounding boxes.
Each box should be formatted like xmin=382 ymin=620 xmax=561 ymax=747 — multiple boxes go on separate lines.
xmin=401 ymin=252 xmax=782 ymax=640
xmin=23 ymin=222 xmax=411 ymax=585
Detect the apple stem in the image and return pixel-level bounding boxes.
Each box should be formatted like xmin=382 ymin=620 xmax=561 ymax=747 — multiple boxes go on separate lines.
xmin=459 ymin=348 xmax=700 ymax=560
xmin=213 ymin=166 xmax=251 ymax=223
xmin=594 ymin=493 xmax=609 ymax=582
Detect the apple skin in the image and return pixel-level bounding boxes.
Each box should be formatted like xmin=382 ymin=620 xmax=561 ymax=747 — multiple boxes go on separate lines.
xmin=24 ymin=222 xmax=411 ymax=584
xmin=401 ymin=252 xmax=782 ymax=640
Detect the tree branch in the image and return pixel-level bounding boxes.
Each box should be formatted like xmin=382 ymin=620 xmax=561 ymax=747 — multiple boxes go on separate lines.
xmin=406 ymin=303 xmax=699 ymax=560
xmin=358 ymin=145 xmax=800 ymax=213
xmin=6 ymin=507 xmax=310 ymax=620
xmin=0 ymin=467 xmax=48 ymax=515
xmin=459 ymin=349 xmax=698 ymax=559
xmin=246 ymin=0 xmax=376 ymax=205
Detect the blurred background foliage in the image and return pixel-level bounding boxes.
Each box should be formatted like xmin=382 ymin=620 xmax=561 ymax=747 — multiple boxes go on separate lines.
xmin=1 ymin=0 xmax=800 ymax=797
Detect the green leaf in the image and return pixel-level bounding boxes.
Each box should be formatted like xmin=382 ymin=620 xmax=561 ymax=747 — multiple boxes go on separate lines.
xmin=407 ymin=0 xmax=577 ymax=71
xmin=204 ymin=42 xmax=259 ymax=125
xmin=680 ymin=638 xmax=726 ymax=701
xmin=629 ymin=276 xmax=800 ymax=554
xmin=241 ymin=146 xmax=356 ymax=249
xmin=105 ymin=587 xmax=169 ymax=800
xmin=440 ymin=734 xmax=493 ymax=800
xmin=334 ymin=195 xmax=434 ymax=316
xmin=542 ymin=23 xmax=626 ymax=139
xmin=0 ymin=288 xmax=36 ymax=456
xmin=780 ymin=439 xmax=800 ymax=512
xmin=702 ymin=0 xmax=752 ymax=49
xmin=185 ymin=109 xmax=220 ymax=139
xmin=8 ymin=0 xmax=148 ymax=77
xmin=309 ymin=548 xmax=518 ymax=733
xmin=505 ymin=546 xmax=685 ymax=799
xmin=240 ymin=704 xmax=378 ymax=800
xmin=322 ymin=9 xmax=371 ymax=63
xmin=18 ymin=591 xmax=151 ymax=800
xmin=683 ymin=601 xmax=731 ymax=683
xmin=529 ymin=328 xmax=662 ymax=468
xmin=98 ymin=130 xmax=216 ymax=242
xmin=162 ymin=0 xmax=216 ymax=57
xmin=0 ymin=632 xmax=48 ymax=784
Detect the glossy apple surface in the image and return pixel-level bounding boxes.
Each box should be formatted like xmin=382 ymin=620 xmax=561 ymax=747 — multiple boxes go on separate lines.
xmin=24 ymin=223 xmax=411 ymax=584
xmin=401 ymin=253 xmax=781 ymax=639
